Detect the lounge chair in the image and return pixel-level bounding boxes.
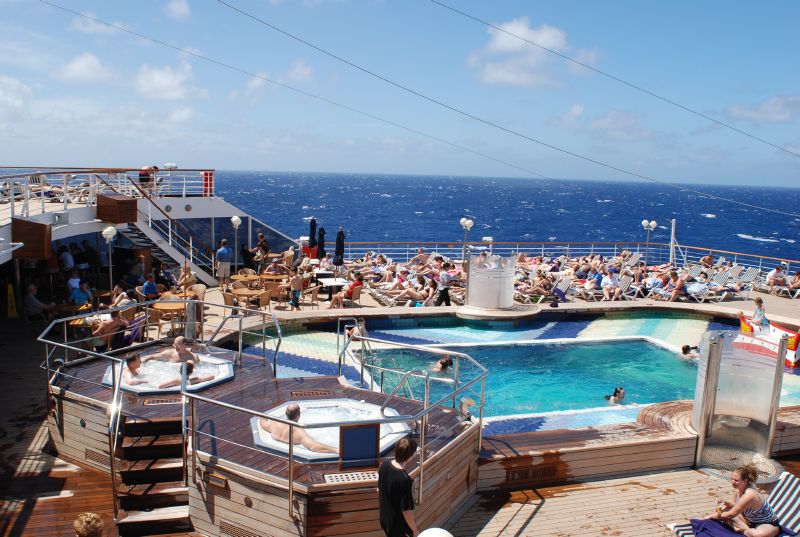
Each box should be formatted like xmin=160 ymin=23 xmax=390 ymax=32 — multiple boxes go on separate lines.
xmin=668 ymin=471 xmax=800 ymax=537
xmin=688 ymin=273 xmax=731 ymax=303
xmin=735 ymin=267 xmax=760 ymax=297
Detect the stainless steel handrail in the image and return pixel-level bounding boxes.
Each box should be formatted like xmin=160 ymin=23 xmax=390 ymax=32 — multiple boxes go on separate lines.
xmin=181 ymin=335 xmax=487 ymax=512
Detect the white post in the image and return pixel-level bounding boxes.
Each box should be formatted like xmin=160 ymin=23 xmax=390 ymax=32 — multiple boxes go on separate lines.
xmin=169 ymin=220 xmax=173 ymax=246
xmin=63 ymin=174 xmax=68 ymax=211
xmin=669 ymin=219 xmax=677 ymax=266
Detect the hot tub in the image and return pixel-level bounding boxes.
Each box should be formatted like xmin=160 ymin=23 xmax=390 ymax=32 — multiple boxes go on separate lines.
xmin=250 ymin=398 xmax=411 ymax=462
xmin=102 ymin=354 xmax=234 ymax=395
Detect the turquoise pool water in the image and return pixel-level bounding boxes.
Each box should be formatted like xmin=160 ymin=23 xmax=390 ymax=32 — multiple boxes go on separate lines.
xmin=370 ymin=340 xmax=697 ymax=417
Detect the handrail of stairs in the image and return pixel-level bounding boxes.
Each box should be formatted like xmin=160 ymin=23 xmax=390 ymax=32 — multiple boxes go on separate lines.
xmin=94 ymin=174 xmax=217 ymax=273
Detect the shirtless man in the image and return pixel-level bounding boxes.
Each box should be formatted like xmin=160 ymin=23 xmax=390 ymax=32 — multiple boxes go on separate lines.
xmin=142 ymin=336 xmax=202 ymax=363
xmin=258 ymin=403 xmax=337 ymax=453
xmin=122 ymin=355 xmax=148 ymax=386
xmin=92 ymin=310 xmax=128 ymax=352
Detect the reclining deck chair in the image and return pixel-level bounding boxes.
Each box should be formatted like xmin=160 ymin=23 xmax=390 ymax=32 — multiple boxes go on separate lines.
xmin=669 ymin=471 xmax=800 ymax=537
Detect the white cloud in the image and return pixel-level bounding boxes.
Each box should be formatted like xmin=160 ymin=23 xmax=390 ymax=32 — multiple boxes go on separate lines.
xmin=164 ymin=0 xmax=191 ymax=21
xmin=469 ymin=17 xmax=596 ymax=87
xmin=54 ymin=53 xmax=114 ymax=84
xmin=727 ymin=96 xmax=800 ymax=123
xmin=168 ymin=106 xmax=193 ymax=123
xmin=284 ymin=59 xmax=312 ymax=83
xmin=561 ymin=103 xmax=584 ymax=125
xmin=0 ymin=40 xmax=51 ymax=70
xmin=586 ymin=110 xmax=652 ymax=141
xmin=68 ymin=12 xmax=126 ymax=34
xmin=135 ymin=62 xmax=204 ymax=100
xmin=228 ymin=60 xmax=312 ymax=104
xmin=0 ymin=75 xmax=32 ymax=128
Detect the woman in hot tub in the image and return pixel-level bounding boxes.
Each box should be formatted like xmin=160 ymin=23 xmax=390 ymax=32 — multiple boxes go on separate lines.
xmin=157 ymin=360 xmax=215 ymax=389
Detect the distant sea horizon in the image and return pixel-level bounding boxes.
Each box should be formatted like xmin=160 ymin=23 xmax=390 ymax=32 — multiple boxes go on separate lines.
xmin=215 ymin=171 xmax=800 ymax=261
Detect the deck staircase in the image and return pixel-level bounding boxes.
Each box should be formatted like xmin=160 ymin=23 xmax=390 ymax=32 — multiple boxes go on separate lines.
xmin=119 ymin=219 xmax=217 ymax=287
xmin=113 ymin=416 xmax=192 ymax=536
xmin=118 ymin=224 xmax=179 ymax=272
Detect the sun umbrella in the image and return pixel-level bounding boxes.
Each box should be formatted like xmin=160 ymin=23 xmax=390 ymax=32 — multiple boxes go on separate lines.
xmin=333 ymin=227 xmax=345 ymax=266
xmin=316 ymin=227 xmax=326 ymax=259
xmin=308 ymin=217 xmax=317 ymax=249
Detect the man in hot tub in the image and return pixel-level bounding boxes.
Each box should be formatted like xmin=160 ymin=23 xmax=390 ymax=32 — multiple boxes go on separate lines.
xmin=258 ymin=403 xmax=338 ymax=454
xmin=142 ymin=336 xmax=204 ymax=364
xmin=157 ymin=360 xmax=215 ymax=389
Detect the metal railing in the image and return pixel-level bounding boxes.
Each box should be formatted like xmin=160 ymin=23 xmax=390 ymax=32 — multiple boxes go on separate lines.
xmin=0 ymin=168 xmax=217 ymax=226
xmin=342 ymin=240 xmax=799 ymax=275
xmin=38 ymin=297 xmax=282 ymax=520
xmin=180 ymin=336 xmax=487 ymax=516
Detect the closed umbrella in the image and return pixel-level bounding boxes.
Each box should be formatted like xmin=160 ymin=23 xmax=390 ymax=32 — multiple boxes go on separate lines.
xmin=333 ymin=227 xmax=345 ymax=266
xmin=308 ymin=217 xmax=317 ymax=248
xmin=316 ymin=227 xmax=326 ymax=259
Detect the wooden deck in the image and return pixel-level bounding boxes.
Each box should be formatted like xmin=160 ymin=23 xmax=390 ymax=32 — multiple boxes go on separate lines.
xmin=48 ymin=342 xmax=465 ymax=489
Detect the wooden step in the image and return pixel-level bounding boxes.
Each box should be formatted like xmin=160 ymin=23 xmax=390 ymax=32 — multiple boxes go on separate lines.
xmin=119 ymin=458 xmax=184 ymax=485
xmin=123 ymin=417 xmax=182 ymax=437
xmin=116 ymin=505 xmax=191 ymax=536
xmin=119 ymin=434 xmax=183 ymax=460
xmin=119 ymin=481 xmax=188 ymax=511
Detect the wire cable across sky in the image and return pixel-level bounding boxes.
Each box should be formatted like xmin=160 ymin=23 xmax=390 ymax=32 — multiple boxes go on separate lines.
xmin=215 ymin=0 xmax=800 ymax=218
xmin=39 ymin=0 xmax=800 ymax=219
xmin=428 ymin=0 xmax=800 ymax=161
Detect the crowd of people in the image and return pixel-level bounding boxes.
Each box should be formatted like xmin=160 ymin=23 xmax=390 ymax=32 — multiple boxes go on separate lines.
xmin=345 ymin=248 xmax=466 ymax=307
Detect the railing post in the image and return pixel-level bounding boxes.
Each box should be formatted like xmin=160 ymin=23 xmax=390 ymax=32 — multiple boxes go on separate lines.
xmin=452 ymin=356 xmax=460 ymax=409
xmin=108 ymin=364 xmax=119 ymax=519
xmin=191 ymin=396 xmax=197 ymax=484
xmin=189 ymin=236 xmax=193 ymax=264
xmin=417 ymin=374 xmax=430 ymax=505
xmin=40 ymin=179 xmax=45 ymax=215
xmin=237 ymin=316 xmax=243 ymax=365
xmin=63 ymin=174 xmax=68 ymax=211
xmin=478 ymin=376 xmax=486 ymax=452
xmin=288 ymin=424 xmax=295 ymax=520
xmin=9 ymin=181 xmax=15 ymax=220
xmin=168 ymin=220 xmax=173 ymax=247
xmin=22 ymin=180 xmax=29 ymax=217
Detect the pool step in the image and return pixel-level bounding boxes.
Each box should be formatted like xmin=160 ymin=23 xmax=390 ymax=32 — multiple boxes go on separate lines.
xmin=118 ymin=434 xmax=183 ymax=460
xmin=119 ymin=481 xmax=188 ymax=511
xmin=116 ymin=505 xmax=191 ymax=536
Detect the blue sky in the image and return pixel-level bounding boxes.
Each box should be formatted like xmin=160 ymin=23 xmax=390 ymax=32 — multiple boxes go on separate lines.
xmin=1 ymin=0 xmax=799 ymax=185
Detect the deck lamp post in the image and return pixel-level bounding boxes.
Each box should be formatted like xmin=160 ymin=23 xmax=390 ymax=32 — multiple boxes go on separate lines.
xmin=460 ymin=217 xmax=474 ymax=262
xmin=231 ymin=215 xmax=241 ymax=273
xmin=642 ymin=219 xmax=657 ymax=266
xmin=102 ymin=226 xmax=117 ymax=293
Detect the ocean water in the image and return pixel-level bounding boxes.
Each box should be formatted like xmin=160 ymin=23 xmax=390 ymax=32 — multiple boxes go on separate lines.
xmin=215 ymin=172 xmax=800 ymax=260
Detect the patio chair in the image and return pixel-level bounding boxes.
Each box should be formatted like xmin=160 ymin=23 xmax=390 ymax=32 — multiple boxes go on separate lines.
xmin=221 ymin=291 xmax=235 ymax=307
xmin=190 ymin=283 xmax=206 ymax=301
xmin=238 ymin=268 xmax=257 ymax=276
xmin=669 ymin=471 xmax=800 ymax=537
xmin=345 ymin=285 xmax=363 ymax=307
xmin=301 ymin=286 xmax=320 ymax=310
xmin=257 ymin=289 xmax=272 ymax=311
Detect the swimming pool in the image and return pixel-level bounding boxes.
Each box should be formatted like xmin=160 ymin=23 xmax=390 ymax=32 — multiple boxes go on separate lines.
xmin=368 ymin=340 xmax=696 ymax=416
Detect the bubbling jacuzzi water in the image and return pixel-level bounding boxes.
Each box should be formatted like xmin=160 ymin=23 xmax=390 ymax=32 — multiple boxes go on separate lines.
xmin=133 ymin=357 xmax=221 ymax=389
xmin=296 ymin=405 xmax=393 ymax=449
xmin=251 ymin=399 xmax=412 ymax=461
xmin=102 ymin=354 xmax=235 ymax=394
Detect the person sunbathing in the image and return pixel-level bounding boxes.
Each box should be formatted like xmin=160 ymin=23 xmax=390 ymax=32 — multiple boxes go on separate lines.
xmin=392 ymin=276 xmax=429 ymax=303
xmin=653 ymin=271 xmax=686 ymax=302
xmin=700 ymin=254 xmax=715 ymax=268
xmin=791 ymin=272 xmax=800 ymax=290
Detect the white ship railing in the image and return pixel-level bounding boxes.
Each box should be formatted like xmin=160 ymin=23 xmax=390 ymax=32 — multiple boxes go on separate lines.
xmin=343 ymin=241 xmax=799 ymax=274
xmin=0 ymin=168 xmax=216 ymax=226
